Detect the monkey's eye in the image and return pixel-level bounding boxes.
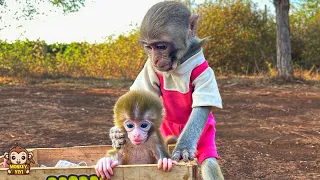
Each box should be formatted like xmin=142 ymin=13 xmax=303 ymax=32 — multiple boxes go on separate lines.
xmin=156 ymin=44 xmax=167 ymax=50
xmin=141 ymin=123 xmax=149 ymax=129
xmin=21 ymin=156 xmax=25 ymax=160
xmin=12 ymin=156 xmax=16 ymax=160
xmin=125 ymin=122 xmax=135 ymax=130
xmin=140 ymin=121 xmax=152 ymax=131
xmin=144 ymin=45 xmax=152 ymax=50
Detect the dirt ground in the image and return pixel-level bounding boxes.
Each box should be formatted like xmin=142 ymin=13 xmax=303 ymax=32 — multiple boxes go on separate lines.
xmin=0 ymin=77 xmax=319 ymax=179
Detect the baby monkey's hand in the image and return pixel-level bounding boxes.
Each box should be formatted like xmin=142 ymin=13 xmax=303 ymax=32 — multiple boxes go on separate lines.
xmin=95 ymin=157 xmax=118 ymax=180
xmin=157 ymin=158 xmax=177 ymax=172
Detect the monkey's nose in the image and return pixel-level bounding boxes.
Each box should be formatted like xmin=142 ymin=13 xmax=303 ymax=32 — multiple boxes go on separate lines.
xmin=133 ymin=134 xmax=140 ymax=139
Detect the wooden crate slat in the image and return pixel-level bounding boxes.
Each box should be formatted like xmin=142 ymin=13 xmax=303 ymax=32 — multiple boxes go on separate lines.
xmin=0 ymin=163 xmax=196 ymax=180
xmin=0 ymin=145 xmax=198 ymax=179
xmin=34 ymin=145 xmax=112 ymax=167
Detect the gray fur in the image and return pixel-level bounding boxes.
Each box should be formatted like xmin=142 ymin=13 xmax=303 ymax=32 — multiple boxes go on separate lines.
xmin=171 ymin=106 xmax=210 ymax=162
xmin=202 ymin=158 xmax=224 ymax=180
xmin=140 ymin=1 xmax=205 ymax=66
xmin=110 ymin=2 xmax=224 ymax=179
xmin=140 ymin=1 xmax=190 ymax=42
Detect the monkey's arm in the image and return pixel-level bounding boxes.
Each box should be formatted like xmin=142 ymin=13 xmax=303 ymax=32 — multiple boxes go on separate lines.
xmin=106 ymin=149 xmax=123 ymax=164
xmin=151 ymin=133 xmax=178 ymax=172
xmin=156 ymin=144 xmax=178 ymax=172
xmin=172 ymin=106 xmax=210 ymax=162
xmin=172 ymin=67 xmax=222 ymax=162
xmin=155 ymin=144 xmax=170 ymax=160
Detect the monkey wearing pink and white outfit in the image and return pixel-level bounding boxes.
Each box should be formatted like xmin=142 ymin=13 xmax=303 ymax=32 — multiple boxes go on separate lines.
xmin=110 ymin=2 xmax=224 ymax=179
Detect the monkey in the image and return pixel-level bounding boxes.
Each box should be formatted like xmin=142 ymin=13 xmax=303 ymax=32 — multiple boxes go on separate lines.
xmin=95 ymin=90 xmax=177 ymax=180
xmin=3 ymin=145 xmax=35 ymax=174
xmin=109 ymin=1 xmax=224 ymax=179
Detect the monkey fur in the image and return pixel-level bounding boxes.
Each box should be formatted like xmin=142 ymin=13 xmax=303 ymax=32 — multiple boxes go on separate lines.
xmin=96 ymin=90 xmax=175 ymax=179
xmin=108 ymin=90 xmax=169 ymax=165
xmin=110 ymin=1 xmax=224 ymax=179
xmin=140 ymin=1 xmax=206 ymax=69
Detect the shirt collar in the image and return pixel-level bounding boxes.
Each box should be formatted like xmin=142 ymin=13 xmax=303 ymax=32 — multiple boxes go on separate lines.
xmin=173 ymin=48 xmax=205 ymax=75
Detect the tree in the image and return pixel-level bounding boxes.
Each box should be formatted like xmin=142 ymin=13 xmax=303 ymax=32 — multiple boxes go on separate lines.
xmin=274 ymin=0 xmax=294 ymax=81
xmin=0 ymin=0 xmax=87 ymax=20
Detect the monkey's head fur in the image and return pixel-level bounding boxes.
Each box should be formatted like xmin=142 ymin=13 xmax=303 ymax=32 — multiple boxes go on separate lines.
xmin=113 ymin=90 xmax=164 ymax=133
xmin=140 ymin=1 xmax=206 ymax=67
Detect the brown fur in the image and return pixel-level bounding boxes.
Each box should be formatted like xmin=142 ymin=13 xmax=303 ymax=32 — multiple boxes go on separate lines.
xmin=164 ymin=135 xmax=178 ymax=146
xmin=108 ymin=90 xmax=169 ymax=164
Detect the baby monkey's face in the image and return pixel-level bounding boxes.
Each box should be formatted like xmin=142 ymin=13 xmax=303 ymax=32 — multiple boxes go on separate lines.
xmin=124 ymin=120 xmax=152 ymax=145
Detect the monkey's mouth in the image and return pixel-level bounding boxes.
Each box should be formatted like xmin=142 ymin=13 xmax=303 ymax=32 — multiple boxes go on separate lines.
xmin=132 ymin=138 xmax=147 ymax=145
xmin=155 ymin=64 xmax=172 ymax=72
xmin=132 ymin=140 xmax=144 ymax=145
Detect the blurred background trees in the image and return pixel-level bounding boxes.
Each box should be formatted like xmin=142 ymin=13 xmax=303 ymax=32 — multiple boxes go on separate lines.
xmin=0 ymin=0 xmax=86 ymax=20
xmin=0 ymin=0 xmax=319 ymax=79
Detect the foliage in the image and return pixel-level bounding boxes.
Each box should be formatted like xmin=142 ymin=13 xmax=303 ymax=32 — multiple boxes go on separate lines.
xmin=0 ymin=0 xmax=319 ymax=79
xmin=290 ymin=0 xmax=320 ymax=73
xmin=197 ymin=0 xmax=276 ymax=75
xmin=0 ymin=0 xmax=86 ymax=20
xmin=0 ymin=31 xmax=146 ymax=79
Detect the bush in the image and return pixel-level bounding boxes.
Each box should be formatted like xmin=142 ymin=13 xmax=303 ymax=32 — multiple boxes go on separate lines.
xmin=0 ymin=0 xmax=319 ymax=78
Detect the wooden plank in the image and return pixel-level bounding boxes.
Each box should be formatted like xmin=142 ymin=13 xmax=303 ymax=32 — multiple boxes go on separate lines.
xmin=0 ymin=162 xmax=197 ymax=180
xmin=33 ymin=145 xmax=112 ymax=167
xmin=1 ymin=145 xmax=111 ymax=167
xmin=0 ymin=145 xmax=199 ymax=179
xmin=2 ymin=144 xmax=176 ymax=167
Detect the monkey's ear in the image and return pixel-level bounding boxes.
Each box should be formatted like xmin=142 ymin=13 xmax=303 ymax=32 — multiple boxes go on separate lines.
xmin=189 ymin=14 xmax=199 ymax=37
xmin=4 ymin=152 xmax=9 ymax=159
xmin=28 ymin=152 xmax=33 ymax=159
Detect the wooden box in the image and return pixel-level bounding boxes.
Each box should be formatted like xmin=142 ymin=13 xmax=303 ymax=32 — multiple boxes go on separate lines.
xmin=0 ymin=145 xmax=198 ymax=180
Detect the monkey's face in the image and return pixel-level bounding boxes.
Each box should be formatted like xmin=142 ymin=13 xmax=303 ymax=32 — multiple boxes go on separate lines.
xmin=141 ymin=41 xmax=177 ymax=72
xmin=10 ymin=151 xmax=27 ymax=164
xmin=124 ymin=120 xmax=152 ymax=145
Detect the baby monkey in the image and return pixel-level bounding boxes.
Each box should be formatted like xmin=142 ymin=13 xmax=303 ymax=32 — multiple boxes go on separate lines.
xmin=95 ymin=90 xmax=176 ymax=179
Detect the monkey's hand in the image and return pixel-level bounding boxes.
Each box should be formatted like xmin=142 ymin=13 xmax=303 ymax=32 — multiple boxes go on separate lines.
xmin=172 ymin=107 xmax=211 ymax=162
xmin=95 ymin=157 xmax=118 ymax=180
xmin=109 ymin=126 xmax=126 ymax=149
xmin=171 ymin=138 xmax=197 ymax=162
xmin=157 ymin=158 xmax=177 ymax=172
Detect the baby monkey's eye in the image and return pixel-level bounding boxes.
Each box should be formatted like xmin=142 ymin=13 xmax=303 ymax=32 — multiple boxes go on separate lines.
xmin=141 ymin=123 xmax=149 ymax=129
xmin=126 ymin=123 xmax=134 ymax=129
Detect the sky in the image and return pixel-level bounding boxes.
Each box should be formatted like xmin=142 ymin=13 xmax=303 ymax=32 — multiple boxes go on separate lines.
xmin=0 ymin=0 xmax=274 ymax=44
